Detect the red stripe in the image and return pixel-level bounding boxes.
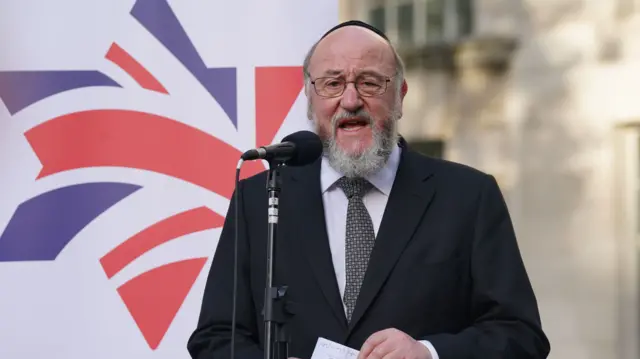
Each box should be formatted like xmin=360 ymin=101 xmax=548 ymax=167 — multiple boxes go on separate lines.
xmin=106 ymin=42 xmax=169 ymax=94
xmin=116 ymin=257 xmax=208 ymax=349
xmin=255 ymin=66 xmax=304 ymax=147
xmin=99 ymin=206 xmax=223 ymax=278
xmin=25 ymin=109 xmax=265 ymax=199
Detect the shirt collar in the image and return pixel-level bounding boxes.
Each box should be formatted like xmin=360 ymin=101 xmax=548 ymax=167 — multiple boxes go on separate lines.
xmin=320 ymin=144 xmax=401 ymax=196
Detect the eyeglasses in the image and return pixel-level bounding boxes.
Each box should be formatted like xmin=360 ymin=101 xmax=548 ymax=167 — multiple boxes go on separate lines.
xmin=310 ymin=74 xmax=392 ymax=98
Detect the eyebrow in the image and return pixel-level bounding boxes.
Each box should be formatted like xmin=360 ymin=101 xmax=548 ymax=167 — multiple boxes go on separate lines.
xmin=322 ymin=69 xmax=344 ymax=76
xmin=320 ymin=69 xmax=386 ymax=77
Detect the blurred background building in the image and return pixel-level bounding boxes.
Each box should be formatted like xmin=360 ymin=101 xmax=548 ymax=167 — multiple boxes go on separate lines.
xmin=339 ymin=0 xmax=640 ymax=357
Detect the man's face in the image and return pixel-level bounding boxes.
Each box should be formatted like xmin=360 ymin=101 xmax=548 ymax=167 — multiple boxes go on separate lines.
xmin=306 ymin=26 xmax=407 ymax=177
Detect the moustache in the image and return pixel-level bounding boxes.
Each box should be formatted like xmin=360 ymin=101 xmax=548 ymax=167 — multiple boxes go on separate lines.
xmin=331 ymin=111 xmax=374 ymax=130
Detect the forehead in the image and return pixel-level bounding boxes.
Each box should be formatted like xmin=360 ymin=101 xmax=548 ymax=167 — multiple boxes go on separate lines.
xmin=309 ymin=27 xmax=396 ymax=77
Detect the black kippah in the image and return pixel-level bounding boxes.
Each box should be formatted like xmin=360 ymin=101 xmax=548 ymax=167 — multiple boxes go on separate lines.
xmin=320 ymin=20 xmax=389 ymax=41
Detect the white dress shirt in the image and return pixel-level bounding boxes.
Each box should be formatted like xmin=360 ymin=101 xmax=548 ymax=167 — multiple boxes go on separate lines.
xmin=319 ymin=144 xmax=439 ymax=359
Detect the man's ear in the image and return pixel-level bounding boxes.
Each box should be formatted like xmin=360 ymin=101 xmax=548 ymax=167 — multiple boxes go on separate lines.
xmin=393 ymin=79 xmax=408 ymax=121
xmin=401 ymin=79 xmax=408 ymax=99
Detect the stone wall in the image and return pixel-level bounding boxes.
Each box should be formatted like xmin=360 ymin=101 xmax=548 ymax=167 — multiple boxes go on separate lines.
xmin=339 ymin=0 xmax=640 ymax=357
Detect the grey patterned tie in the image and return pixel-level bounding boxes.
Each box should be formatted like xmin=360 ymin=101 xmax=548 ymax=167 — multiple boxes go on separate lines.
xmin=336 ymin=176 xmax=375 ymax=322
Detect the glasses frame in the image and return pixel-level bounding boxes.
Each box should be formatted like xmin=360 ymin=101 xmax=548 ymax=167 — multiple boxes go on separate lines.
xmin=310 ymin=74 xmax=394 ymax=98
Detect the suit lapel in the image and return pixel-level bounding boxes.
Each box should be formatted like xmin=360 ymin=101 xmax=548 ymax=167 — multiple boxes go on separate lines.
xmin=347 ymin=148 xmax=436 ymax=333
xmin=288 ymin=160 xmax=348 ymax=329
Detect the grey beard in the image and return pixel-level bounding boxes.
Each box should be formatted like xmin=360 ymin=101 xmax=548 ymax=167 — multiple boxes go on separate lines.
xmin=323 ymin=119 xmax=397 ymax=178
xmin=308 ymin=104 xmax=400 ymax=178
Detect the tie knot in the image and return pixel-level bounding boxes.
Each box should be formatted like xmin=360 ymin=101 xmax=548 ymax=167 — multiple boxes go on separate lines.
xmin=336 ymin=177 xmax=372 ymax=199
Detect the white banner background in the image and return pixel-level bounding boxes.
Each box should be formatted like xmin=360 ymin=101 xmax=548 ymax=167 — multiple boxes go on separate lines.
xmin=0 ymin=1 xmax=337 ymax=358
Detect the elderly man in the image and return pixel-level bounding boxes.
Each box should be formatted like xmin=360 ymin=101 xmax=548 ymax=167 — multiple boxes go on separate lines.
xmin=187 ymin=20 xmax=550 ymax=359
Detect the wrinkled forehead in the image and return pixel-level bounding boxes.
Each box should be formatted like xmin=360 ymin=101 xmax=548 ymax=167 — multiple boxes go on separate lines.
xmin=308 ymin=27 xmax=396 ymax=78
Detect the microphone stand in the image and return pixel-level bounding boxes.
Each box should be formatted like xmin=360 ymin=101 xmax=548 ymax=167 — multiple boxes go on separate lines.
xmin=263 ymin=159 xmax=292 ymax=359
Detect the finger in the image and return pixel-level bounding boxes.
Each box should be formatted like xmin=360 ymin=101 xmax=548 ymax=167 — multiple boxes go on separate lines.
xmin=381 ymin=348 xmax=403 ymax=359
xmin=358 ymin=330 xmax=392 ymax=359
xmin=368 ymin=340 xmax=397 ymax=359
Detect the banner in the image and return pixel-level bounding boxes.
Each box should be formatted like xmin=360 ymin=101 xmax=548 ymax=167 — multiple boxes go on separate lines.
xmin=0 ymin=1 xmax=337 ymax=358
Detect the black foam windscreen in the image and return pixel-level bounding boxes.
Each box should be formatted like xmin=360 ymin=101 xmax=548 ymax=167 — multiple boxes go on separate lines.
xmin=281 ymin=130 xmax=323 ymax=167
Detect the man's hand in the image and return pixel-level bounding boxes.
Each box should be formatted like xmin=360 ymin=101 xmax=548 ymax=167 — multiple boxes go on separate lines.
xmin=357 ymin=328 xmax=432 ymax=359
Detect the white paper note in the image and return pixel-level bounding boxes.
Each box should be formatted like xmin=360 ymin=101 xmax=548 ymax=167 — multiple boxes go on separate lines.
xmin=310 ymin=337 xmax=359 ymax=359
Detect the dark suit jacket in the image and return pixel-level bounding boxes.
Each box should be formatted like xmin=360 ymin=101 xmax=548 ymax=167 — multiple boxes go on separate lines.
xmin=187 ymin=142 xmax=550 ymax=359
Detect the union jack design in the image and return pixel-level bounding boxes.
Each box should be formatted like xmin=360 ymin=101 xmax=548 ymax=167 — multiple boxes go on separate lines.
xmin=0 ymin=0 xmax=304 ymax=350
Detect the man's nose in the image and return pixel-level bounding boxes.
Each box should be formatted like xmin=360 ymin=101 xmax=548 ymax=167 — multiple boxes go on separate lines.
xmin=340 ymin=83 xmax=363 ymax=111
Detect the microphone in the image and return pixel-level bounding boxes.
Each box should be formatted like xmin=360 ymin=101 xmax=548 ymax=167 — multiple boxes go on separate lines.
xmin=240 ymin=130 xmax=323 ymax=166
xmin=231 ymin=130 xmax=321 ymax=359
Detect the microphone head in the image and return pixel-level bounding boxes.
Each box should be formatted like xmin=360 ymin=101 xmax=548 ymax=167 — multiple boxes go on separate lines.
xmin=281 ymin=130 xmax=323 ymax=166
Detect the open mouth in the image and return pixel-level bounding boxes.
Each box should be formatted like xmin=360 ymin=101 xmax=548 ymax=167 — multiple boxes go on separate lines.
xmin=337 ymin=118 xmax=370 ymax=132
